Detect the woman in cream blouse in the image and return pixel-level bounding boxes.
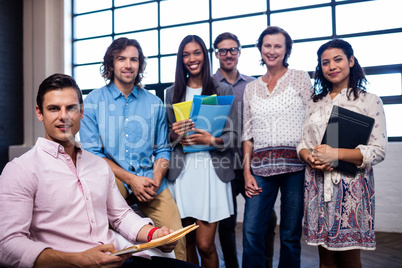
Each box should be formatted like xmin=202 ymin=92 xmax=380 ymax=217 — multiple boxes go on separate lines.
xmin=297 ymin=39 xmax=387 ymax=267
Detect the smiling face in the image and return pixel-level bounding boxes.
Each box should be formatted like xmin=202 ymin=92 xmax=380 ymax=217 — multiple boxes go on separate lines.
xmin=261 ymin=33 xmax=287 ymax=68
xmin=112 ymin=45 xmax=140 ymax=90
xmin=321 ymin=47 xmax=355 ymax=91
xmin=182 ymin=41 xmax=204 ymax=78
xmin=215 ymin=39 xmax=240 ymax=72
xmin=36 ymin=88 xmax=83 ymax=148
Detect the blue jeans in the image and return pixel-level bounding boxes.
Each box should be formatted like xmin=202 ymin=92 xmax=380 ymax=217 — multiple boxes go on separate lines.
xmin=242 ymin=170 xmax=304 ymax=268
xmin=219 ymin=170 xmax=277 ymax=268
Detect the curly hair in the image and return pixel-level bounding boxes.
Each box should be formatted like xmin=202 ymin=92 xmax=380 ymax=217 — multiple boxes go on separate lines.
xmin=101 ymin=37 xmax=146 ymax=88
xmin=313 ymin=38 xmax=367 ymax=102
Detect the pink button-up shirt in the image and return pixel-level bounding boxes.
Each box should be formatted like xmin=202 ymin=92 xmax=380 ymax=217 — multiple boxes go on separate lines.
xmin=0 ymin=138 xmax=152 ymax=267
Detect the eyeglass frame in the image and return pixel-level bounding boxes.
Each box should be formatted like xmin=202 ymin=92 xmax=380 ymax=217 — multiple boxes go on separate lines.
xmin=215 ymin=47 xmax=240 ymax=56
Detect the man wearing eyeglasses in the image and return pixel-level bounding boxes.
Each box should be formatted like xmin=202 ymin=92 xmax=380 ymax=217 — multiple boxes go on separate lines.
xmin=212 ymin=32 xmax=277 ymax=268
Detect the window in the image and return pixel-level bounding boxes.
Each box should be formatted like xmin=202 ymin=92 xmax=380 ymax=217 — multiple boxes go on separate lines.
xmin=71 ymin=0 xmax=402 ymax=140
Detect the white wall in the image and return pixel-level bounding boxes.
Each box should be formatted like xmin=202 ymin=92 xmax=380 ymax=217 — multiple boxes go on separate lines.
xmin=237 ymin=142 xmax=402 ymax=233
xmin=373 ymin=142 xmax=402 ymax=232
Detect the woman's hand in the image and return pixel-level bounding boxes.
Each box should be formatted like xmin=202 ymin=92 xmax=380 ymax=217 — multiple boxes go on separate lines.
xmin=299 ymin=148 xmax=334 ymax=172
xmin=242 ymin=140 xmax=261 ymax=198
xmin=312 ymin=144 xmax=338 ymax=164
xmin=180 ymin=128 xmax=216 ymax=146
xmin=171 ymin=119 xmax=195 ymax=142
xmin=244 ymin=171 xmax=262 ymax=198
xmin=314 ymin=145 xmax=364 ymax=167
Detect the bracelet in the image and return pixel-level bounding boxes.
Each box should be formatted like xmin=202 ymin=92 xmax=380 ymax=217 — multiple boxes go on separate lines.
xmin=147 ymin=227 xmax=160 ymax=242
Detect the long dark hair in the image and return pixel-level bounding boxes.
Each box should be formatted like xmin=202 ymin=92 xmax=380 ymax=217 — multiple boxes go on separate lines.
xmin=313 ymin=38 xmax=367 ymax=102
xmin=101 ymin=37 xmax=146 ymax=88
xmin=172 ymin=35 xmax=216 ymax=104
xmin=256 ymin=26 xmax=293 ymax=67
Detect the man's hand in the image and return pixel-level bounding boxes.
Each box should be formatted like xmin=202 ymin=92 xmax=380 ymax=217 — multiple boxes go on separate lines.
xmin=78 ymin=244 xmax=132 ymax=267
xmin=34 ymin=244 xmax=132 ymax=268
xmin=126 ymin=173 xmax=158 ymax=203
xmin=153 ymin=226 xmax=178 ymax=253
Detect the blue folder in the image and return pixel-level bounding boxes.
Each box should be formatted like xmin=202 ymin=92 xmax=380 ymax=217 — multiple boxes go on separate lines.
xmin=183 ymin=95 xmax=234 ymax=152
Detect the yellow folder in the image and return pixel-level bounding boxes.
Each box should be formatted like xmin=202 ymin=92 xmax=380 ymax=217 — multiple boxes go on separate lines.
xmin=173 ymin=100 xmax=192 ymax=122
xmin=112 ymin=223 xmax=199 ymax=255
xmin=172 ymin=94 xmax=217 ymax=122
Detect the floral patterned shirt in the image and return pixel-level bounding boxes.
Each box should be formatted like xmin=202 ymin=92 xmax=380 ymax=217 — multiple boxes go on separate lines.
xmin=297 ymin=88 xmax=387 ymax=201
xmin=242 ymin=69 xmax=313 ymax=176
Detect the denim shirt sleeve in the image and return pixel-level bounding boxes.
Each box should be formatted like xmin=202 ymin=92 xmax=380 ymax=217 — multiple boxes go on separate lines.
xmin=80 ymin=94 xmax=106 ymax=158
xmin=153 ymin=100 xmax=171 ymax=162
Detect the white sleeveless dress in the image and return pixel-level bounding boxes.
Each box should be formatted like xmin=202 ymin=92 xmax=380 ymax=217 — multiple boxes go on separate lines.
xmin=167 ymin=87 xmax=234 ymax=223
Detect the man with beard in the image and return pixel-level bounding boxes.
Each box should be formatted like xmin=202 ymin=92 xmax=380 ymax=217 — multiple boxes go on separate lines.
xmin=79 ymin=38 xmax=185 ymax=261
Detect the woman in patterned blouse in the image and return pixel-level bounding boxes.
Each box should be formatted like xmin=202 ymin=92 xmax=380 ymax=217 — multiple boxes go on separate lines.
xmin=241 ymin=26 xmax=313 ymax=268
xmin=297 ymin=39 xmax=387 ymax=267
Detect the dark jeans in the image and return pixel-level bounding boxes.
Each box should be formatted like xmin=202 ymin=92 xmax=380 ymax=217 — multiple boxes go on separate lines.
xmin=242 ymin=170 xmax=304 ymax=268
xmin=218 ymin=170 xmax=277 ymax=268
xmin=121 ymin=256 xmax=200 ymax=268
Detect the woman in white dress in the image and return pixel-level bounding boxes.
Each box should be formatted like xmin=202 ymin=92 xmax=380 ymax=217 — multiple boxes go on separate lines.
xmin=164 ymin=35 xmax=236 ymax=268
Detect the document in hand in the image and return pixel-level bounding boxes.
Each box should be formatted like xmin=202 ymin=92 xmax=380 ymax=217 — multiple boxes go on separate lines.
xmin=321 ymin=105 xmax=375 ymax=176
xmin=112 ymin=223 xmax=199 ymax=256
xmin=183 ymin=95 xmax=235 ymax=152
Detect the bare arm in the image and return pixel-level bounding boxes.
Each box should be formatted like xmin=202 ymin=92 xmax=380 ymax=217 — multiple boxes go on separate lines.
xmin=242 ymin=139 xmax=253 ymax=177
xmin=152 ymin=157 xmax=169 ymax=192
xmin=313 ymin=145 xmax=363 ymax=166
xmin=171 ymin=119 xmax=223 ymax=147
xmin=180 ymin=128 xmax=223 ymax=147
xmin=242 ymin=139 xmax=262 ymax=198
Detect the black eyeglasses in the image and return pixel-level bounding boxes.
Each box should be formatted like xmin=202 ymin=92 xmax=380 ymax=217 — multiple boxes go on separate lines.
xmin=216 ymin=47 xmax=239 ymax=56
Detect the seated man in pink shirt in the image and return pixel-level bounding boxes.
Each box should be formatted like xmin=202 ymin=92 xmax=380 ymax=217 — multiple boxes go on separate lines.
xmin=0 ymin=73 xmax=198 ymax=268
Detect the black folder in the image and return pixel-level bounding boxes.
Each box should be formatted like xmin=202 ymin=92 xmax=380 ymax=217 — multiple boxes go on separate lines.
xmin=321 ymin=105 xmax=375 ymax=176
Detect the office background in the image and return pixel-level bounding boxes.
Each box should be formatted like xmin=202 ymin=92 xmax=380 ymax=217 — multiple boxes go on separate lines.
xmin=0 ymin=0 xmax=401 ymax=233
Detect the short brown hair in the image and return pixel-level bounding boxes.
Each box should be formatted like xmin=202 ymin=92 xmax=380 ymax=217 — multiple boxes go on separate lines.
xmin=36 ymin=73 xmax=83 ymax=113
xmin=213 ymin=32 xmax=241 ymax=50
xmin=256 ymin=26 xmax=293 ymax=67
